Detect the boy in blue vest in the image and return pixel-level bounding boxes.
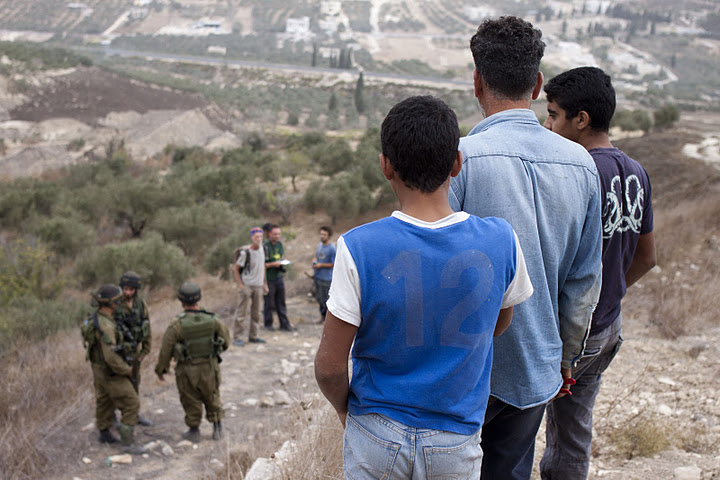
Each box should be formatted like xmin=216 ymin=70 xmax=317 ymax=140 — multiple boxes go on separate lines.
xmin=314 ymin=95 xmax=534 ymax=479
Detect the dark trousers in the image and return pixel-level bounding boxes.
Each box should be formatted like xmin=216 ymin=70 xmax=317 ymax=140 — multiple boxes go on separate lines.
xmin=540 ymin=315 xmax=623 ymax=479
xmin=480 ymin=396 xmax=546 ymax=480
xmin=314 ymin=278 xmax=331 ymax=317
xmin=264 ymin=277 xmax=290 ymax=329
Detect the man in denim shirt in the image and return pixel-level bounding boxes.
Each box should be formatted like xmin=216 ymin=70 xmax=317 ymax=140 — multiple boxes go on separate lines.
xmin=449 ymin=16 xmax=603 ymax=479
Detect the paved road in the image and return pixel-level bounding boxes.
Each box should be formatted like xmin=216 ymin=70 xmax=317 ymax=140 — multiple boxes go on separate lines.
xmin=77 ymin=46 xmax=472 ymax=89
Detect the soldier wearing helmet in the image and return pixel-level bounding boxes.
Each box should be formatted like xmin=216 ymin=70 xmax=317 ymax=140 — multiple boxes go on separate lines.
xmin=83 ymin=284 xmax=146 ymax=454
xmin=154 ymin=281 xmax=230 ymax=442
xmin=115 ymin=271 xmax=153 ymax=426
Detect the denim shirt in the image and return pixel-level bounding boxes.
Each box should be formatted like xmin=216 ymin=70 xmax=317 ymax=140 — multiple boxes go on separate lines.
xmin=449 ymin=109 xmax=602 ymax=408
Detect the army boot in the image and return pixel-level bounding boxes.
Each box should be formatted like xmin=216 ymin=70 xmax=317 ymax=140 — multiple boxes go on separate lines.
xmin=98 ymin=429 xmax=119 ymax=444
xmin=212 ymin=421 xmax=223 ymax=441
xmin=137 ymin=414 xmax=153 ymax=427
xmin=118 ymin=423 xmax=149 ymax=454
xmin=182 ymin=426 xmax=201 ymax=443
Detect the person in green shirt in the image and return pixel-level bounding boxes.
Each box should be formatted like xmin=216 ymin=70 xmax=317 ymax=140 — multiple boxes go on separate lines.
xmin=263 ymin=224 xmax=295 ymax=331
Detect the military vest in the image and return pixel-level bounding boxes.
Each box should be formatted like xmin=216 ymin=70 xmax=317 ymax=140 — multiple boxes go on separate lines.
xmin=177 ymin=311 xmax=217 ymax=362
xmin=114 ymin=298 xmax=149 ymax=351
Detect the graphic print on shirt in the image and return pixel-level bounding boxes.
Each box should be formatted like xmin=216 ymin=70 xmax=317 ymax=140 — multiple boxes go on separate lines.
xmin=381 ymin=249 xmax=494 ymax=348
xmin=603 ymin=174 xmax=644 ymax=239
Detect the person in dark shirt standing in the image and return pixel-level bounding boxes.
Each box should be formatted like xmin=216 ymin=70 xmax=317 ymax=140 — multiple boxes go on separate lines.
xmin=541 ymin=66 xmax=657 ymax=479
xmin=263 ymin=224 xmax=294 ymax=332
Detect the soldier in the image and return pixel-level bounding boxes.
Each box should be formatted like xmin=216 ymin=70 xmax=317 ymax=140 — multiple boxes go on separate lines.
xmin=154 ymin=282 xmax=230 ymax=442
xmin=81 ymin=284 xmax=146 ymax=454
xmin=115 ymin=270 xmax=153 ymax=426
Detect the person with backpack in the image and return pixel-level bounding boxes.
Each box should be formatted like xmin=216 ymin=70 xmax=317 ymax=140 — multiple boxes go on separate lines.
xmin=114 ymin=270 xmax=153 ymax=426
xmin=231 ymin=227 xmax=268 ymax=346
xmin=154 ymin=281 xmax=231 ymax=442
xmin=81 ymin=284 xmax=147 ymax=454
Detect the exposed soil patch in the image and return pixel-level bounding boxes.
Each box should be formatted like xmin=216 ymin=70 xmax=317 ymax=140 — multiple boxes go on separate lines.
xmin=9 ymin=67 xmax=207 ymax=125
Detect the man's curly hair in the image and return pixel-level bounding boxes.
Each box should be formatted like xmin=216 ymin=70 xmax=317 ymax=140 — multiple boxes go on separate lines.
xmin=470 ymin=16 xmax=545 ymax=100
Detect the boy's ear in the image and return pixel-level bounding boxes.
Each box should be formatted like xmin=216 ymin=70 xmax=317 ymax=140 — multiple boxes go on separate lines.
xmin=576 ymin=111 xmax=591 ymax=130
xmin=450 ymin=151 xmax=463 ymax=178
xmin=380 ymin=153 xmax=394 ymax=181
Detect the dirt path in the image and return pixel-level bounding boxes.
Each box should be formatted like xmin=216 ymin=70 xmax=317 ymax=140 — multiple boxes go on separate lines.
xmin=53 ymin=293 xmax=326 ymax=480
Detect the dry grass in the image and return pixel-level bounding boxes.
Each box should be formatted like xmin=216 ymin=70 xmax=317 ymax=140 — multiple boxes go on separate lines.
xmin=608 ymin=413 xmax=672 ymax=459
xmin=629 ymin=187 xmax=720 ymax=338
xmin=0 ymin=332 xmax=91 ymax=479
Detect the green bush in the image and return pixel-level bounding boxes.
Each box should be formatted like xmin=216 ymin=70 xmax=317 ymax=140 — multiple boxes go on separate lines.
xmin=612 ymin=109 xmax=653 ymax=133
xmin=74 ymin=233 xmax=194 ymax=290
xmin=0 ymin=240 xmax=66 ymax=306
xmin=304 ymin=173 xmax=375 ymax=223
xmin=151 ymin=200 xmax=237 ymax=254
xmin=34 ymin=217 xmax=96 ymax=257
xmin=311 ymin=138 xmax=354 ymax=175
xmin=653 ymin=104 xmax=680 ymax=129
xmin=0 ymin=178 xmax=62 ymax=230
xmin=0 ymin=297 xmax=90 ymax=352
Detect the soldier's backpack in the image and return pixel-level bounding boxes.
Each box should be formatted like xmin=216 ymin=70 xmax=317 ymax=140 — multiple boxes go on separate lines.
xmin=81 ymin=313 xmax=99 ymax=352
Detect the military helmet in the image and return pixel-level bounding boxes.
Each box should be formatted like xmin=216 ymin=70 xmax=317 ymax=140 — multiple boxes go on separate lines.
xmin=177 ymin=281 xmax=202 ymax=304
xmin=119 ymin=270 xmax=142 ymax=289
xmin=94 ymin=284 xmax=123 ymax=305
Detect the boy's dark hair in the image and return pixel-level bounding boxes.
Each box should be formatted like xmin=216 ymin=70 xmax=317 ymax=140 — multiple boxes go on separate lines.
xmin=380 ymin=95 xmax=459 ymax=193
xmin=470 ymin=16 xmax=545 ymax=100
xmin=320 ymin=226 xmax=333 ymax=237
xmin=544 ymin=66 xmax=616 ymax=133
xmin=262 ymin=222 xmax=272 ymax=234
xmin=268 ymin=223 xmax=279 ymax=232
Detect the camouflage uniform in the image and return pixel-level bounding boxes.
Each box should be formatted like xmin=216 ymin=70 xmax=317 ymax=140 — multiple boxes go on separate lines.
xmin=155 ymin=309 xmax=230 ymax=429
xmin=88 ymin=310 xmax=140 ymax=442
xmin=115 ymin=296 xmax=151 ymax=392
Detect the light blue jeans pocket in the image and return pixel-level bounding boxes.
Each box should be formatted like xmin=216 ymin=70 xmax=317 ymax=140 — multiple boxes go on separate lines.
xmin=344 ymin=414 xmax=401 ymax=480
xmin=344 ymin=413 xmax=482 ymax=480
xmin=422 ymin=430 xmax=483 ymax=479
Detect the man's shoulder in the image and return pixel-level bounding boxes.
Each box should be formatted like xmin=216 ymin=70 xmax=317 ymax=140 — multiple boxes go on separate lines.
xmin=461 ymin=119 xmax=594 ymax=169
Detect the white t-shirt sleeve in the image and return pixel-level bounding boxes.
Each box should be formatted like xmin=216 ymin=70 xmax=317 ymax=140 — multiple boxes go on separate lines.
xmin=501 ymin=231 xmax=534 ymax=308
xmin=326 ymin=236 xmax=362 ymax=327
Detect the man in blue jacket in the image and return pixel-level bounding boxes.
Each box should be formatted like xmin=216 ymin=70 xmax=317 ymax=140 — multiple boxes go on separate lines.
xmin=449 ymin=16 xmax=603 ymax=479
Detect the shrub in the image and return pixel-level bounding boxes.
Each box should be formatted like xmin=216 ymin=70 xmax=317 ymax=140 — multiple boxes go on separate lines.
xmin=653 ymin=104 xmax=680 ymax=129
xmin=0 ymin=178 xmax=62 ymax=229
xmin=305 ymin=173 xmax=374 ymax=223
xmin=67 ymin=138 xmax=86 ymax=151
xmin=151 ymin=200 xmax=237 ymax=254
xmin=612 ymin=109 xmax=653 ymax=133
xmin=0 ymin=297 xmax=89 ymax=351
xmin=0 ymin=240 xmax=66 ymax=306
xmin=609 ymin=415 xmax=672 ymax=458
xmin=74 ymin=233 xmax=194 ymax=290
xmin=34 ymin=217 xmax=96 ymax=257
xmin=311 ymin=138 xmax=354 ymax=176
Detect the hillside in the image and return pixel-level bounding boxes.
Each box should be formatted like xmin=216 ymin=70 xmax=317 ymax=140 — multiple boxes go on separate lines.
xmin=2 ymin=117 xmax=720 ymax=479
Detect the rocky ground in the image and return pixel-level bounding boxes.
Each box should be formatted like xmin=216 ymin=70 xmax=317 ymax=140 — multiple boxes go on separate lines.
xmin=53 ymin=289 xmax=333 ymax=480
xmin=46 ymin=268 xmax=720 ymax=480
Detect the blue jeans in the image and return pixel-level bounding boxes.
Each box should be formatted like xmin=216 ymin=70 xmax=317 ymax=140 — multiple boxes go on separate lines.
xmin=343 ymin=413 xmax=482 ymax=480
xmin=480 ymin=398 xmax=546 ymax=480
xmin=540 ymin=314 xmax=623 ymax=480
